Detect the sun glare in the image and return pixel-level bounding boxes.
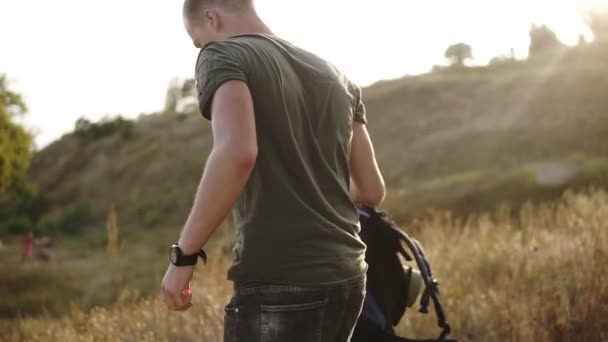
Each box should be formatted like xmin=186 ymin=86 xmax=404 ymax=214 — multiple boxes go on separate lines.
xmin=530 ymin=0 xmax=589 ymax=45
xmin=585 ymin=0 xmax=608 ymax=8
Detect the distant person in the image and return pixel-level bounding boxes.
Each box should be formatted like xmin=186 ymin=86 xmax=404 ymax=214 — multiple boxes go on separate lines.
xmin=21 ymin=231 xmax=34 ymax=262
xmin=161 ymin=1 xmax=385 ymax=341
xmin=36 ymin=236 xmax=53 ymax=263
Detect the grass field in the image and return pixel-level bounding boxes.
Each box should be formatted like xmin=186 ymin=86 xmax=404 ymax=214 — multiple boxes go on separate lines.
xmin=4 ymin=43 xmax=608 ymax=342
xmin=1 ymin=189 xmax=606 ymax=342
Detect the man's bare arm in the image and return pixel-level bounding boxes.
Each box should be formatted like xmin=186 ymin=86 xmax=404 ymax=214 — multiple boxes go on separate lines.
xmin=350 ymin=122 xmax=385 ymax=207
xmin=177 ymin=80 xmax=257 ymax=255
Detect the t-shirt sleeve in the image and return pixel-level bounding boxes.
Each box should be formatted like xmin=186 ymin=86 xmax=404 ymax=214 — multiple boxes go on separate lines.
xmin=352 ymin=84 xmax=367 ymax=124
xmin=195 ymin=43 xmax=247 ymax=120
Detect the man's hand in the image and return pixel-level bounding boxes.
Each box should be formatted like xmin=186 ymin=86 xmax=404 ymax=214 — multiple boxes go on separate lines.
xmin=161 ymin=264 xmax=195 ymax=311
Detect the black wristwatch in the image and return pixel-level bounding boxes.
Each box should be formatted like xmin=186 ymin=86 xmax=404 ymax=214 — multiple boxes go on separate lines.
xmin=169 ymin=243 xmax=207 ymax=266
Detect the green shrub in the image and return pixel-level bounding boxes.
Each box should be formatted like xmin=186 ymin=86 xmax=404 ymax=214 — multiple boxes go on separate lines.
xmin=142 ymin=209 xmax=159 ymax=227
xmin=6 ymin=216 xmax=32 ymax=235
xmin=21 ymin=193 xmax=50 ymax=225
xmin=74 ymin=116 xmax=135 ymax=142
xmin=56 ymin=200 xmax=94 ymax=235
xmin=0 ymin=193 xmax=50 ymax=235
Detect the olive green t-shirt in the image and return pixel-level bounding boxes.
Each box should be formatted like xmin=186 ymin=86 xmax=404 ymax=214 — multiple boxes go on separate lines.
xmin=195 ymin=34 xmax=368 ymax=286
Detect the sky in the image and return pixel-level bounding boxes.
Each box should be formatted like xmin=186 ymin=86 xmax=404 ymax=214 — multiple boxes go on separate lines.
xmin=0 ymin=0 xmax=597 ymax=148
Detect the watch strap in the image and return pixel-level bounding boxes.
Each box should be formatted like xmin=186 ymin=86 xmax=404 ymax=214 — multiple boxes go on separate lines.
xmin=176 ymin=252 xmax=199 ymax=266
xmin=172 ymin=243 xmax=208 ymax=266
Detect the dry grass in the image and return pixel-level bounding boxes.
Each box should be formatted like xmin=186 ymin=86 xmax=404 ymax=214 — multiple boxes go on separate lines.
xmin=0 ymin=247 xmax=232 ymax=342
xmin=1 ymin=189 xmax=606 ymax=341
xmin=397 ymin=188 xmax=608 ymax=342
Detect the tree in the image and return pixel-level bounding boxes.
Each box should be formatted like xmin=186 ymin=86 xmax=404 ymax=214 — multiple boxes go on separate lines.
xmin=179 ymin=78 xmax=198 ymax=114
xmin=489 ymin=55 xmax=512 ymax=66
xmin=489 ymin=48 xmax=517 ymax=67
xmin=586 ymin=7 xmax=608 ymax=44
xmin=163 ymin=78 xmax=181 ymax=115
xmin=0 ymin=74 xmax=32 ymax=200
xmin=0 ymin=75 xmax=43 ymax=235
xmin=444 ymin=43 xmax=473 ymax=67
xmin=163 ymin=78 xmax=198 ymax=115
xmin=578 ymin=34 xmax=587 ymax=47
xmin=528 ymin=24 xmax=566 ymax=59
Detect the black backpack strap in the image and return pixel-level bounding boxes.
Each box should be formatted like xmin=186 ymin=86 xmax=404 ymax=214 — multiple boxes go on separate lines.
xmin=396 ymin=227 xmax=451 ymax=339
xmin=364 ymin=207 xmax=454 ymax=341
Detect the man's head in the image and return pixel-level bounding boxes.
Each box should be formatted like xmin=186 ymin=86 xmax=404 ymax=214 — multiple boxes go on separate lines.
xmin=183 ymin=0 xmax=254 ymax=48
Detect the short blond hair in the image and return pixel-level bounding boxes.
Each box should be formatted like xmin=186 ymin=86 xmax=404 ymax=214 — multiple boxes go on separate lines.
xmin=183 ymin=0 xmax=252 ymax=19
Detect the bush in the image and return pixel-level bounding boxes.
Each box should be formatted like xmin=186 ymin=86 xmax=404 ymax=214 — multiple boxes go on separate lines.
xmin=0 ymin=191 xmax=50 ymax=235
xmin=56 ymin=200 xmax=94 ymax=235
xmin=21 ymin=193 xmax=50 ymax=225
xmin=142 ymin=209 xmax=159 ymax=227
xmin=35 ymin=220 xmax=57 ymax=235
xmin=74 ymin=116 xmax=135 ymax=142
xmin=7 ymin=216 xmax=32 ymax=235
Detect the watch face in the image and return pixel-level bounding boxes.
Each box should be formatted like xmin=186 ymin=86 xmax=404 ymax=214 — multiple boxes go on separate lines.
xmin=170 ymin=247 xmax=179 ymax=264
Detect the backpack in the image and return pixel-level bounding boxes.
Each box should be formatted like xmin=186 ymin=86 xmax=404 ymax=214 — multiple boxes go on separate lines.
xmin=352 ymin=206 xmax=457 ymax=342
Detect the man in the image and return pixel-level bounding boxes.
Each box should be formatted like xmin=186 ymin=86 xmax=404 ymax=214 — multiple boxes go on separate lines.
xmin=161 ymin=1 xmax=385 ymax=341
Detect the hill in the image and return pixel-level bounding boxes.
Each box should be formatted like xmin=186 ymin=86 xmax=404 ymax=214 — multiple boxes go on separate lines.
xmin=28 ymin=46 xmax=608 ymax=230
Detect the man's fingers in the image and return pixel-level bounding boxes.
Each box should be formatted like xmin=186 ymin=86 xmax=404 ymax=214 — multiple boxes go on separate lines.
xmin=164 ymin=289 xmax=190 ymax=311
xmin=162 ymin=286 xmax=179 ymax=310
xmin=161 ymin=265 xmax=195 ymax=311
xmin=172 ymin=290 xmax=190 ymax=309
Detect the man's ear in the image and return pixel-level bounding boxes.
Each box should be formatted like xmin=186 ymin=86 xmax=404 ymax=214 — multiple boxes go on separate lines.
xmin=204 ymin=9 xmax=221 ymax=32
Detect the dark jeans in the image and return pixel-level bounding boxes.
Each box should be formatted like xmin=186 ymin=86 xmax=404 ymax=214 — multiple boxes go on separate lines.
xmin=223 ymin=277 xmax=366 ymax=342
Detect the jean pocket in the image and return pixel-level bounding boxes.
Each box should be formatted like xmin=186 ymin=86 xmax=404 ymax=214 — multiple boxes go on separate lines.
xmin=261 ymin=298 xmax=328 ymax=342
xmin=223 ymin=305 xmax=239 ymax=342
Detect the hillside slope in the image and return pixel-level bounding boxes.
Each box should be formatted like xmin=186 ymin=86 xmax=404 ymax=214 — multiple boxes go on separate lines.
xmin=29 ymin=51 xmax=608 ymax=228
xmin=364 ymin=57 xmax=608 ymax=216
xmin=30 ymin=114 xmax=214 ymax=228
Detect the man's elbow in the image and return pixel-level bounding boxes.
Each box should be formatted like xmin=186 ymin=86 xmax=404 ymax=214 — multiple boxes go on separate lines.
xmin=357 ymin=181 xmax=386 ymax=207
xmin=365 ymin=184 xmax=386 ymax=207
xmin=215 ymin=141 xmax=258 ymax=174
xmin=232 ymin=146 xmax=258 ymax=174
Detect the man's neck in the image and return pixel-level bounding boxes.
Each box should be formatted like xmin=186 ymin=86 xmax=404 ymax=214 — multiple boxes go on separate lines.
xmin=222 ymin=11 xmax=274 ymax=38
